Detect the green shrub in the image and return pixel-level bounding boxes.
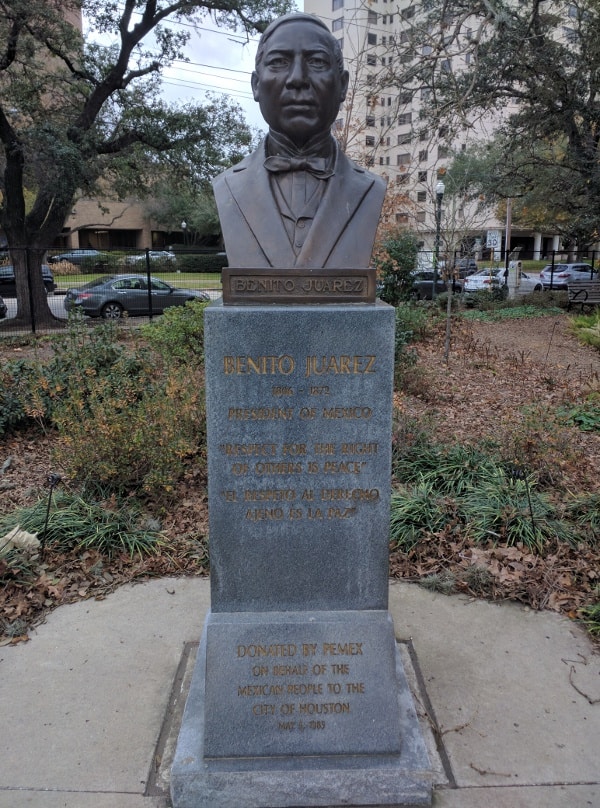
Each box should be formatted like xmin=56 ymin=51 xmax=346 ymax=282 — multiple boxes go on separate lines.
xmin=395 ymin=302 xmax=431 ymax=342
xmin=141 ymin=299 xmax=208 ymax=364
xmin=579 ymin=599 xmax=600 ymax=636
xmin=175 ymin=253 xmax=227 ymax=273
xmin=570 ymin=312 xmax=600 ymax=349
xmin=460 ymin=471 xmax=571 ymax=551
xmin=563 ymin=494 xmax=600 ymax=544
xmin=390 ymin=482 xmax=455 ymax=550
xmin=51 ymin=359 xmax=204 ymax=498
xmin=0 ymin=493 xmax=162 ymax=558
xmin=562 ymin=401 xmax=600 ymax=432
xmin=0 ymin=360 xmax=40 ymax=435
xmin=375 ymin=231 xmax=419 ymax=306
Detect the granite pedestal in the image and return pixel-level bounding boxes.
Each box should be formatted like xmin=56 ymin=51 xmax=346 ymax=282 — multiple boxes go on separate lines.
xmin=171 ymin=303 xmax=432 ymax=807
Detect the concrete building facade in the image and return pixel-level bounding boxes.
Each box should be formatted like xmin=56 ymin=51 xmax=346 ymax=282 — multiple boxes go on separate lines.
xmin=303 ymin=0 xmax=562 ymax=260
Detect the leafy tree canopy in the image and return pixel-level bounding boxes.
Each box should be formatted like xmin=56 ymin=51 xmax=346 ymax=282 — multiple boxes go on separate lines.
xmin=385 ymin=0 xmax=600 ymax=248
xmin=0 ymin=0 xmax=293 ymax=325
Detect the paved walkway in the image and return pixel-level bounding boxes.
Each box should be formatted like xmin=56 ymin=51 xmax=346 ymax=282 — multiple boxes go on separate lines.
xmin=0 ymin=578 xmax=598 ymax=807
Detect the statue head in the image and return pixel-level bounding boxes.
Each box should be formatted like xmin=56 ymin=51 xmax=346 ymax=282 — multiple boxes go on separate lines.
xmin=251 ymin=13 xmax=349 ymax=148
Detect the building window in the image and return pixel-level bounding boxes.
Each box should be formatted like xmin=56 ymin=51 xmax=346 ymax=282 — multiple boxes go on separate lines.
xmin=365 ymin=135 xmax=375 ymax=146
xmin=366 ymin=115 xmax=375 ymax=127
xmin=397 ymin=112 xmax=412 ymax=125
xmin=400 ymin=31 xmax=410 ymax=44
xmin=379 ymin=156 xmax=384 ymax=165
xmin=399 ymin=91 xmax=412 ymax=104
xmin=419 ymin=150 xmax=428 ymax=162
xmin=367 ymin=32 xmax=377 ymax=45
xmin=563 ymin=26 xmax=578 ymax=43
xmin=397 ymin=153 xmax=411 ymax=166
xmin=368 ymin=9 xmax=378 ymax=23
xmin=382 ymin=36 xmax=387 ymax=46
xmin=401 ymin=6 xmax=415 ymax=19
xmin=438 ymin=145 xmax=449 ymax=158
xmin=396 ymin=213 xmax=409 ymax=224
xmin=396 ymin=174 xmax=409 ymax=186
xmin=416 ymin=212 xmax=426 ymax=223
xmin=441 ymin=59 xmax=451 ymax=72
xmin=366 ymin=156 xmax=374 ymax=166
xmin=332 ymin=0 xmax=344 ymax=9
xmin=397 ymin=132 xmax=411 ymax=145
xmin=421 ymin=88 xmax=431 ymax=101
xmin=367 ymin=53 xmax=376 ymax=66
xmin=332 ymin=17 xmax=344 ymax=32
xmin=418 ymin=170 xmax=427 ymax=182
xmin=417 ymin=191 xmax=427 ymax=202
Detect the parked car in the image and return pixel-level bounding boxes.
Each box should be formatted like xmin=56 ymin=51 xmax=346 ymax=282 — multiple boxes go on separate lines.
xmin=0 ymin=264 xmax=56 ymax=295
xmin=124 ymin=250 xmax=176 ymax=266
xmin=453 ymin=258 xmax=478 ymax=277
xmin=539 ymin=263 xmax=596 ymax=289
xmin=0 ymin=294 xmax=6 ymax=318
xmin=48 ymin=249 xmax=109 ymax=269
xmin=64 ymin=274 xmax=209 ymax=319
xmin=411 ymin=271 xmax=462 ymax=300
xmin=464 ymin=267 xmax=543 ymax=293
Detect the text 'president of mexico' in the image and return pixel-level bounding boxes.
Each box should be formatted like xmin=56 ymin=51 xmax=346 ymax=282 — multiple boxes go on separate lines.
xmin=212 ymin=12 xmax=386 ymax=270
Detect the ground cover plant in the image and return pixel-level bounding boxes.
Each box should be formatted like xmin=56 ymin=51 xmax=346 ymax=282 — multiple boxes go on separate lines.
xmin=389 ymin=306 xmax=600 ymax=639
xmin=1 ymin=298 xmax=599 ymax=644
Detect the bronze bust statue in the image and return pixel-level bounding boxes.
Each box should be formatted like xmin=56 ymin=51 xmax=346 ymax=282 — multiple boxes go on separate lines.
xmin=212 ymin=12 xmax=386 ymax=270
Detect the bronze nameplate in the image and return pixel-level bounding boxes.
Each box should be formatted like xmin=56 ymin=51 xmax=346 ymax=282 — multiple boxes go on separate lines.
xmin=222 ymin=268 xmax=376 ymax=305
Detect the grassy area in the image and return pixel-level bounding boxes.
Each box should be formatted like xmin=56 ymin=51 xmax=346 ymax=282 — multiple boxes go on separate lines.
xmin=53 ymin=271 xmax=222 ymax=291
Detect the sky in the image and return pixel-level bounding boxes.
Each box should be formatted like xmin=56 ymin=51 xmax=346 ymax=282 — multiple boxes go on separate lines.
xmin=158 ymin=20 xmax=267 ymax=133
xmin=84 ymin=9 xmax=272 ymax=135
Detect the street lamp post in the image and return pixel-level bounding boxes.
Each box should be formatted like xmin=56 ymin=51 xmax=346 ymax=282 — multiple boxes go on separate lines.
xmin=432 ymin=179 xmax=445 ymax=300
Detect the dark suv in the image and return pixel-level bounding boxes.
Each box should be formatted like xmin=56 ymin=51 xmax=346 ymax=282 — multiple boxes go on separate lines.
xmin=0 ymin=264 xmax=56 ymax=296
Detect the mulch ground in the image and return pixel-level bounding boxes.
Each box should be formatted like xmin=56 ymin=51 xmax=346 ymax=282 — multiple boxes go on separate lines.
xmin=1 ymin=312 xmax=599 ymax=645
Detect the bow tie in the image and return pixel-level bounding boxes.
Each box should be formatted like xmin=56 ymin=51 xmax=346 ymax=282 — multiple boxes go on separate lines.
xmin=264 ymin=155 xmax=334 ymax=179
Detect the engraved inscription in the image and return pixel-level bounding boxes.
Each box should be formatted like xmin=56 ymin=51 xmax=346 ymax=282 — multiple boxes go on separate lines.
xmin=233 ymin=637 xmax=368 ymax=734
xmin=216 ymin=349 xmax=386 ymax=525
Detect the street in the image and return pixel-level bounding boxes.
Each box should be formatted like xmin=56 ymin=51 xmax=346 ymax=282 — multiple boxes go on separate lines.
xmin=1 ymin=293 xmax=68 ymax=320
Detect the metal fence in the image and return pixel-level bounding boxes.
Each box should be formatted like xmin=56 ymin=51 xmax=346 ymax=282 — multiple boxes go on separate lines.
xmin=0 ymin=247 xmax=225 ymax=335
xmin=2 ymin=246 xmax=600 ymax=335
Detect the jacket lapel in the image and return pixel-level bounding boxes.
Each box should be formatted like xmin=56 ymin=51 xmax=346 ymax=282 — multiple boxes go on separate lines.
xmin=224 ymin=145 xmax=296 ymax=268
xmin=297 ymin=149 xmax=375 ymax=269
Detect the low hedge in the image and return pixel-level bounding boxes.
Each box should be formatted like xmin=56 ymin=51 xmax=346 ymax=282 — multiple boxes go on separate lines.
xmin=176 ymin=253 xmax=228 ymax=273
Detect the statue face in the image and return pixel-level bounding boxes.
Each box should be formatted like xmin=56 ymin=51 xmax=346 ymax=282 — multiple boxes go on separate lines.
xmin=251 ymin=20 xmax=349 ymax=148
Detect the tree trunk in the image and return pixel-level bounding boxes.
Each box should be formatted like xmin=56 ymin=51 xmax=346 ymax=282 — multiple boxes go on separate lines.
xmin=8 ymin=247 xmax=63 ymax=330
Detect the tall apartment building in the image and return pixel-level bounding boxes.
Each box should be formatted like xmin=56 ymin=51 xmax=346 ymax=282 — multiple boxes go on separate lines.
xmin=304 ymin=0 xmax=561 ymax=259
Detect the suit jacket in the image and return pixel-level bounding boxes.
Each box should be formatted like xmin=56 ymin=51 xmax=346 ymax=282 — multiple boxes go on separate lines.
xmin=212 ymin=140 xmax=386 ymax=269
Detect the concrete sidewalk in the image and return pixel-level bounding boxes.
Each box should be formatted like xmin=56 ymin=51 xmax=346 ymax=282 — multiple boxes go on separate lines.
xmin=0 ymin=577 xmax=598 ymax=807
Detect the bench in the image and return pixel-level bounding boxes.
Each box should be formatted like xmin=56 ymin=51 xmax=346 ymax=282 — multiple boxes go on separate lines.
xmin=567 ymin=281 xmax=600 ymax=310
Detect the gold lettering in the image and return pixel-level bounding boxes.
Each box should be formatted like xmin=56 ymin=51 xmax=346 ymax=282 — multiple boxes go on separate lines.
xmin=223 ymin=355 xmax=295 ymax=375
xmin=322 ymin=643 xmax=363 ymax=656
xmin=298 ymin=702 xmax=350 ymax=715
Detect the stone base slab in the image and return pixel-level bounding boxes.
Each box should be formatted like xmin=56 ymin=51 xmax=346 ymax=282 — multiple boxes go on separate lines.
xmin=171 ymin=610 xmax=433 ymax=807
